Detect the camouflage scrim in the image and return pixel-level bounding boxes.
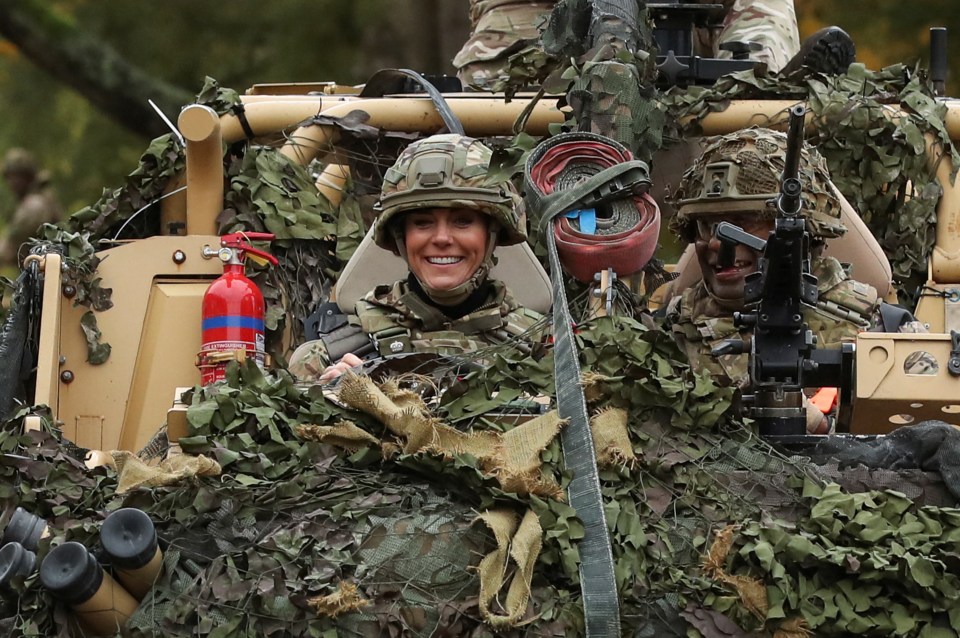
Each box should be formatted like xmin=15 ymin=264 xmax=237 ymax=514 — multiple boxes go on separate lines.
xmin=375 ymin=134 xmax=526 ymax=252
xmin=453 ymin=1 xmax=558 ymax=90
xmin=670 ymin=128 xmax=846 ymax=242
xmin=697 ymin=0 xmax=801 ymax=72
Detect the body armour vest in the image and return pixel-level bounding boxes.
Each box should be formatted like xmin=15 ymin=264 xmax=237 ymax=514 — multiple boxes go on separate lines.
xmin=666 ymin=256 xmax=880 ymax=388
xmin=356 ymin=279 xmax=544 ymax=358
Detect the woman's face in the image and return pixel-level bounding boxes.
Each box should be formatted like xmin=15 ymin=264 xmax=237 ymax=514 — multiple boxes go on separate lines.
xmin=403 ymin=207 xmax=489 ymax=291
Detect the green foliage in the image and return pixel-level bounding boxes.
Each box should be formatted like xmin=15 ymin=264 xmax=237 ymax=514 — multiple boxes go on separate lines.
xmin=5 ymin=315 xmax=960 ymax=635
xmin=724 ymin=482 xmax=960 ymax=635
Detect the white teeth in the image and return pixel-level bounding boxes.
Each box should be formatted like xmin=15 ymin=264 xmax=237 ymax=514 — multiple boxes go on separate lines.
xmin=427 ymin=256 xmax=463 ymax=265
xmin=715 ymin=261 xmax=750 ymax=270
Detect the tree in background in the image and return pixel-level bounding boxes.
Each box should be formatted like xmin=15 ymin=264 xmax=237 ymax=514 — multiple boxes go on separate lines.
xmin=0 ymin=0 xmax=468 ymax=212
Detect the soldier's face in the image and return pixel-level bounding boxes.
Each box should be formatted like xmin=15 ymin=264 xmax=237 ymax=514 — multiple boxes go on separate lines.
xmin=694 ymin=214 xmax=774 ymax=303
xmin=404 ymin=207 xmax=489 ymax=291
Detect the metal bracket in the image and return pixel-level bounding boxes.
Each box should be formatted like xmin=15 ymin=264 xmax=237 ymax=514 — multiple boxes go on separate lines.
xmin=948 ymin=330 xmax=960 ymax=377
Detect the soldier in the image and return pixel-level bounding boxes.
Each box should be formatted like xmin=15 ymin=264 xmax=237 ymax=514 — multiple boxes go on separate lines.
xmin=453 ymin=1 xmax=854 ymax=90
xmin=664 ymin=128 xmax=922 ymax=433
xmin=1 ymin=148 xmax=63 ymax=269
xmin=289 ymin=134 xmax=544 ymax=383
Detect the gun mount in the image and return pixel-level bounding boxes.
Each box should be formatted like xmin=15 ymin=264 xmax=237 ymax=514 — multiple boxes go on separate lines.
xmin=649 ymin=1 xmax=760 ymax=86
xmin=713 ymin=105 xmax=855 ymax=436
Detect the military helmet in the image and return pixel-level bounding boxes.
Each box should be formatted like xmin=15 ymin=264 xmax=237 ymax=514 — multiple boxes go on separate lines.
xmin=671 ymin=128 xmax=845 ymax=242
xmin=374 ymin=134 xmax=527 ymax=252
xmin=2 ymin=148 xmax=38 ymax=178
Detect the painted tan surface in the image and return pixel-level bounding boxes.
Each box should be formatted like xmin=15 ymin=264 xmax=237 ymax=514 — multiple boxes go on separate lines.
xmin=51 ymin=236 xmax=222 ymax=452
xmin=851 ymin=332 xmax=960 ymax=434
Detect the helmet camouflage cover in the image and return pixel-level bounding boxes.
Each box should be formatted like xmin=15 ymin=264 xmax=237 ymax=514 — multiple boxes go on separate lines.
xmin=671 ymin=128 xmax=845 ymax=242
xmin=374 ymin=134 xmax=527 ymax=252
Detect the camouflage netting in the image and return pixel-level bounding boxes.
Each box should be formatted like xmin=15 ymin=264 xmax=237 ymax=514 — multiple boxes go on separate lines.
xmin=4 ymin=316 xmax=960 ymax=637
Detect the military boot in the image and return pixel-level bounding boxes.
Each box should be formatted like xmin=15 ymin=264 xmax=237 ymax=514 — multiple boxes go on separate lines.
xmin=780 ymin=26 xmax=856 ymax=77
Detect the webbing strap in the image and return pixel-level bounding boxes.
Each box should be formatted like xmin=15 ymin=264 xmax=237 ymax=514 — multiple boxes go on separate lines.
xmin=535 ymin=161 xmax=647 ymax=638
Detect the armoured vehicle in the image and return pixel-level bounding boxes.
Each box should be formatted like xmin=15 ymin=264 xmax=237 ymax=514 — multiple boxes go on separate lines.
xmin=3 ymin=2 xmax=960 ymax=637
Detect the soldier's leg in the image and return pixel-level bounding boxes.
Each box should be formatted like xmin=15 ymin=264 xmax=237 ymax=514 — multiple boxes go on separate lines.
xmin=453 ymin=1 xmax=558 ymax=90
xmin=715 ymin=0 xmax=801 ymax=73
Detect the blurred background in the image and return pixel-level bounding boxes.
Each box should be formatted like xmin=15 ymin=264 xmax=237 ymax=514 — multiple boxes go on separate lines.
xmin=0 ymin=0 xmax=955 ymax=218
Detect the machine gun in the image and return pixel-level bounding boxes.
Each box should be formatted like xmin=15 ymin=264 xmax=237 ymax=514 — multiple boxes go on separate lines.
xmin=712 ymin=104 xmax=855 ymax=436
xmin=649 ymin=0 xmax=761 ymax=86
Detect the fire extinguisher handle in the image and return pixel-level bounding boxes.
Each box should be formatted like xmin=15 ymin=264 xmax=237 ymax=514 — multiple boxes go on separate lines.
xmin=220 ymin=232 xmax=279 ymax=266
xmin=221 ymin=231 xmax=275 ymax=245
xmin=242 ymin=244 xmax=280 ymax=266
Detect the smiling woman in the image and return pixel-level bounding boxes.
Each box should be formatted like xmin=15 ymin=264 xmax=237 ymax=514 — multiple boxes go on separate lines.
xmin=403 ymin=208 xmax=490 ymax=292
xmin=288 ymin=134 xmax=546 ymax=384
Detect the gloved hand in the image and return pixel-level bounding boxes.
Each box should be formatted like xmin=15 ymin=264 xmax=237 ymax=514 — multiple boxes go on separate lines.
xmin=804 ymin=396 xmax=831 ymax=434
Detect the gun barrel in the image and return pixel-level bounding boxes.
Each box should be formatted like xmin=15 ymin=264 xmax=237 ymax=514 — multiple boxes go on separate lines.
xmin=782 ymin=104 xmax=805 ymax=180
xmin=778 ymin=104 xmax=806 ymax=216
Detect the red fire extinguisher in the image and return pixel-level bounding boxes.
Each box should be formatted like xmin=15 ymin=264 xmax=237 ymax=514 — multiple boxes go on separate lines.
xmin=197 ymin=232 xmax=279 ymax=385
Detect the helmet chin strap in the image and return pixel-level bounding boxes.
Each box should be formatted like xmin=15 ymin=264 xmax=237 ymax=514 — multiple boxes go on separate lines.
xmin=394 ymin=225 xmax=500 ymax=307
xmin=705 ymin=283 xmax=746 ymax=312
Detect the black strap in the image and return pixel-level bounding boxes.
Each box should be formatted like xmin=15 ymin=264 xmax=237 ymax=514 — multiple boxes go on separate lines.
xmin=359 ymin=69 xmax=465 ymax=135
xmin=320 ymin=323 xmax=376 ymax=362
xmin=230 ymin=103 xmax=256 ymax=140
xmin=875 ymin=302 xmax=915 ymax=332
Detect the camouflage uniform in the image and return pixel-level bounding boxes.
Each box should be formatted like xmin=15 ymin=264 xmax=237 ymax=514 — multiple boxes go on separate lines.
xmin=703 ymin=0 xmax=801 ymax=72
xmin=454 ymin=0 xmax=558 ymax=91
xmin=288 ymin=279 xmax=543 ymax=382
xmin=1 ymin=149 xmax=63 ymax=268
xmin=289 ymin=134 xmax=541 ymax=383
xmin=453 ymin=0 xmax=800 ymax=89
